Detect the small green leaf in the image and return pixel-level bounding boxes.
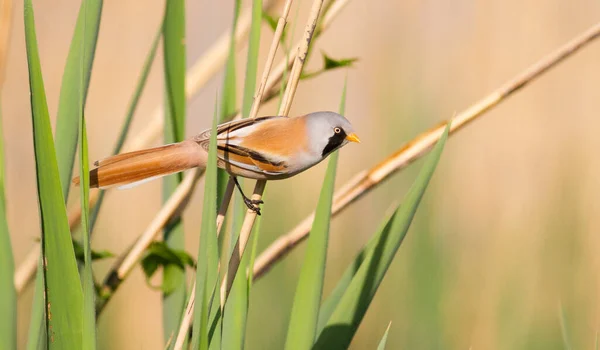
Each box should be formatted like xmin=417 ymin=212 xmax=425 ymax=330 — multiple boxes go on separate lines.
xmin=141 ymin=242 xmax=195 ymax=294
xmin=24 ymin=1 xmax=84 ymax=348
xmin=376 ymin=322 xmax=392 ymax=350
xmin=301 ymin=53 xmax=358 ymax=80
xmin=323 ymin=53 xmax=358 ymax=70
xmin=314 ymin=124 xmax=450 ymax=349
xmin=73 ymin=240 xmax=113 ymax=262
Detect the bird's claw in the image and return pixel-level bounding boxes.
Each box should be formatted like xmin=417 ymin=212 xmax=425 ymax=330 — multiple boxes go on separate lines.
xmin=243 ymin=197 xmax=262 ymax=215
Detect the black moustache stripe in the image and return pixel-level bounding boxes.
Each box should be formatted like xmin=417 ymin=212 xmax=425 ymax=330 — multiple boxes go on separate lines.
xmin=321 ymin=130 xmax=347 ymax=157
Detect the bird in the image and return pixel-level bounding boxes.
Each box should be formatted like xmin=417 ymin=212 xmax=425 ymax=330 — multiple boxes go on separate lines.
xmin=73 ymin=111 xmax=360 ymax=215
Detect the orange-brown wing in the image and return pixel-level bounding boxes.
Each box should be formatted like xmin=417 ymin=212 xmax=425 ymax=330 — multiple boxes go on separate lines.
xmin=195 ymin=116 xmax=289 ymax=175
xmin=216 ymin=144 xmax=288 ymax=175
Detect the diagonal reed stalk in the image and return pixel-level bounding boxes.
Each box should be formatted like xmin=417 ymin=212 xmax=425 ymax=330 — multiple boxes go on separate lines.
xmin=172 ymin=1 xmax=296 ymax=347
xmin=13 ymin=0 xmax=282 ymax=295
xmin=251 ymin=20 xmax=600 ymax=280
xmin=219 ymin=0 xmax=325 ymax=305
xmin=93 ymin=0 xmax=352 ymax=315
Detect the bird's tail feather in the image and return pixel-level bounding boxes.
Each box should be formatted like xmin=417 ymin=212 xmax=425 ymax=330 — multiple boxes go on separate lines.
xmin=73 ymin=140 xmax=203 ymax=189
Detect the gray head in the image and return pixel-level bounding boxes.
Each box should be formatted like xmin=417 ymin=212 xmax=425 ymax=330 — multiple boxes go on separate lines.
xmin=303 ymin=111 xmax=360 ymax=157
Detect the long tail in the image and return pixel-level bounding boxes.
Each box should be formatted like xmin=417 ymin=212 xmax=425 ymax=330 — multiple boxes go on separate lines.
xmin=73 ymin=140 xmax=206 ymax=189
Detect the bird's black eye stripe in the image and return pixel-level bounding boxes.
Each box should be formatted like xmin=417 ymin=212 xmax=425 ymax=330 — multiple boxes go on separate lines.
xmin=321 ymin=127 xmax=346 ymax=157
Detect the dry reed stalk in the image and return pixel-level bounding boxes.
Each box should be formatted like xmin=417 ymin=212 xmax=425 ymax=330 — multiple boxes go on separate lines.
xmin=219 ymin=0 xmax=325 ymax=305
xmin=173 ymin=0 xmax=296 ymax=346
xmin=251 ymin=20 xmax=600 ymax=280
xmin=93 ymin=0 xmax=351 ymax=315
xmin=13 ymin=0 xmax=280 ymax=295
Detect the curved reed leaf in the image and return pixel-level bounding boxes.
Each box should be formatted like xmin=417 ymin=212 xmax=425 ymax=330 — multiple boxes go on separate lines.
xmin=24 ymin=1 xmax=84 ymax=348
xmin=54 ymin=0 xmax=102 ymax=201
xmin=313 ymin=124 xmax=450 ymax=349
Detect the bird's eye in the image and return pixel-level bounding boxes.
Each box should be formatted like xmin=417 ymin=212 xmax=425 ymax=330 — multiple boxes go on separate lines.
xmin=334 ymin=127 xmax=341 ymax=134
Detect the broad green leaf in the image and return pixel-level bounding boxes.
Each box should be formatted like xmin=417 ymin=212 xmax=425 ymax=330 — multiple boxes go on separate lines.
xmin=316 ymin=209 xmax=395 ymax=334
xmin=284 ymin=82 xmax=347 ymax=350
xmin=221 ymin=0 xmax=262 ymax=348
xmin=162 ymin=0 xmax=187 ymax=344
xmin=54 ymin=0 xmax=102 ymax=201
xmin=314 ymin=124 xmax=450 ymax=349
xmin=191 ymin=101 xmax=220 ymax=350
xmin=0 ymin=99 xmax=16 ymax=350
xmin=376 ymin=322 xmax=392 ymax=350
xmin=89 ymin=23 xmax=162 ymax=231
xmin=24 ymin=1 xmax=84 ymax=348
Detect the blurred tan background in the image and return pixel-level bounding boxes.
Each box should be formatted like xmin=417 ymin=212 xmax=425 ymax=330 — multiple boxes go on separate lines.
xmin=5 ymin=0 xmax=600 ymax=348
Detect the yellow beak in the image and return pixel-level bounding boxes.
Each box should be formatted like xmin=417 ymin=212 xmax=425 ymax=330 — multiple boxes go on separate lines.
xmin=345 ymin=133 xmax=361 ymax=143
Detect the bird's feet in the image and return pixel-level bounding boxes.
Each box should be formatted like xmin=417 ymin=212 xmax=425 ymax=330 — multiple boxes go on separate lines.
xmin=243 ymin=197 xmax=264 ymax=215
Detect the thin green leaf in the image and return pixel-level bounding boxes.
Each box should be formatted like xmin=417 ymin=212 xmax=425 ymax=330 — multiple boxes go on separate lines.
xmin=26 ymin=258 xmax=46 ymax=350
xmin=79 ymin=117 xmax=95 ymax=348
xmin=376 ymin=322 xmax=392 ymax=350
xmin=221 ymin=0 xmax=262 ymax=348
xmin=54 ymin=0 xmax=102 ymax=201
xmin=162 ymin=0 xmax=187 ymax=344
xmin=313 ymin=124 xmax=450 ymax=349
xmin=215 ymin=0 xmax=241 ymax=223
xmin=76 ymin=1 xmax=97 ymax=347
xmin=24 ymin=1 xmax=84 ymax=348
xmin=220 ymin=0 xmax=240 ymax=121
xmin=89 ymin=22 xmax=162 ymax=231
xmin=191 ymin=100 xmax=220 ymax=350
xmin=284 ymin=82 xmax=347 ymax=350
xmin=0 ymin=99 xmax=16 ymax=350
xmin=241 ymin=0 xmax=262 ymax=118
